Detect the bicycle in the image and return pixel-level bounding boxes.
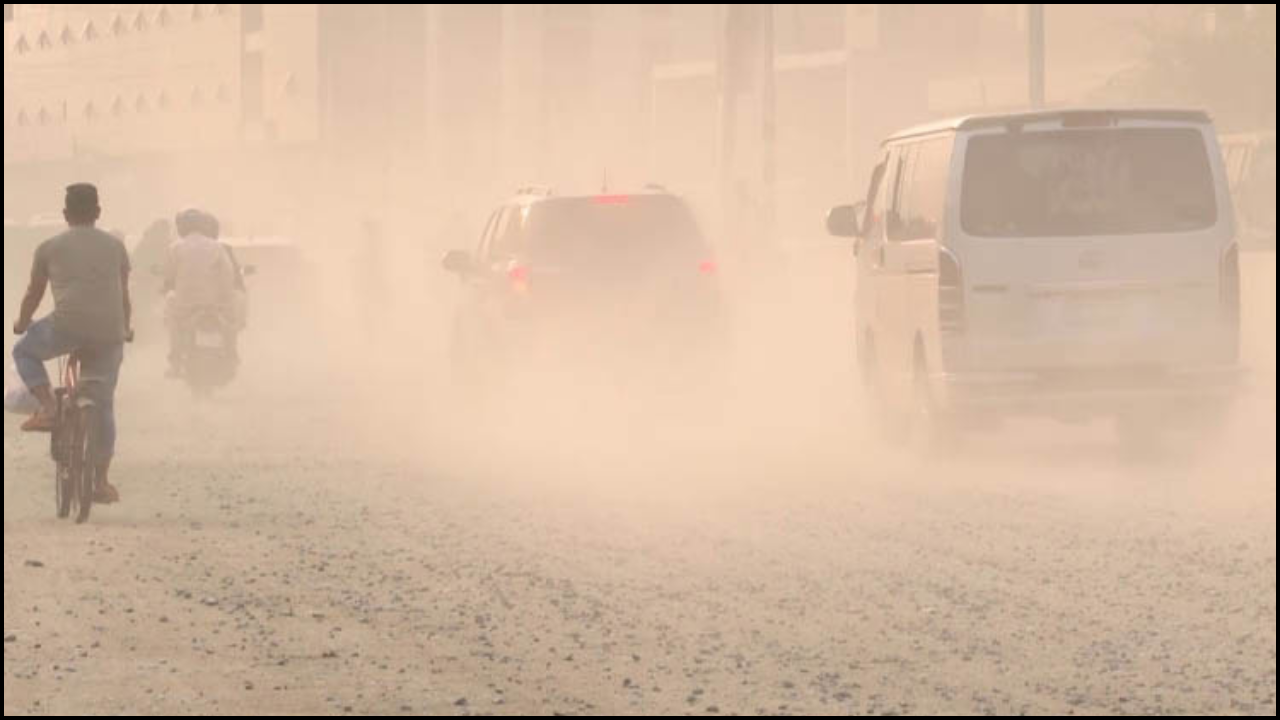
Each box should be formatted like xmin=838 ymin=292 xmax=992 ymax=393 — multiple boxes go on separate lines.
xmin=50 ymin=353 xmax=102 ymax=524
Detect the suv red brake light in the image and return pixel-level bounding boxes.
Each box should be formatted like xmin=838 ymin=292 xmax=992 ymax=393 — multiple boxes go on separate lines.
xmin=508 ymin=264 xmax=530 ymax=291
xmin=592 ymin=194 xmax=630 ymax=205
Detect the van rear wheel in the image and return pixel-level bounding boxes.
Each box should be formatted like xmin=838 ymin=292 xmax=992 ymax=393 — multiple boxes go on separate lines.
xmin=858 ymin=336 xmax=904 ymax=444
xmin=906 ymin=351 xmax=957 ymax=459
xmin=1116 ymin=412 xmax=1164 ymax=460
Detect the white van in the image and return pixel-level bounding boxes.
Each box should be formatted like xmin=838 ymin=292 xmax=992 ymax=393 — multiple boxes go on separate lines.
xmin=827 ymin=109 xmax=1243 ymax=448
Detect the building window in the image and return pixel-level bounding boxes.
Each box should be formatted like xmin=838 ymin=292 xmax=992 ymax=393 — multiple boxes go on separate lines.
xmin=60 ymin=25 xmax=75 ymax=45
xmin=242 ymin=4 xmax=263 ymax=33
xmin=111 ymin=14 xmax=126 ymax=36
xmin=157 ymin=6 xmax=172 ymax=28
xmin=83 ymin=21 xmax=98 ymax=41
xmin=38 ymin=30 xmax=52 ymax=49
xmin=14 ymin=33 xmax=29 ymax=53
xmin=17 ymin=108 xmax=29 ymax=126
xmin=242 ymin=51 xmax=264 ymax=121
xmin=134 ymin=11 xmax=148 ymax=32
xmin=192 ymin=4 xmax=203 ymax=22
xmin=111 ymin=96 xmax=125 ymax=117
xmin=4 ymin=5 xmax=13 ymax=23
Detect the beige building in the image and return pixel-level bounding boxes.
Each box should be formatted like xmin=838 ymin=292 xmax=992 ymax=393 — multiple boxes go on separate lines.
xmin=5 ymin=4 xmax=1190 ymax=240
xmin=4 ymin=3 xmax=323 ymax=227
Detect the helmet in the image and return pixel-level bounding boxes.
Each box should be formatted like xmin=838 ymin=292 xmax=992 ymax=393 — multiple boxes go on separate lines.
xmin=198 ymin=210 xmax=221 ymax=240
xmin=174 ymin=207 xmax=204 ymax=237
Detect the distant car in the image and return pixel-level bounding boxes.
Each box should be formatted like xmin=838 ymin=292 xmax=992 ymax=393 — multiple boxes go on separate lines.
xmin=827 ymin=108 xmax=1243 ymax=452
xmin=220 ymin=235 xmax=302 ymax=278
xmin=442 ymin=188 xmax=727 ymax=398
xmin=218 ymin=235 xmax=312 ymax=335
xmin=25 ymin=211 xmax=66 ymax=228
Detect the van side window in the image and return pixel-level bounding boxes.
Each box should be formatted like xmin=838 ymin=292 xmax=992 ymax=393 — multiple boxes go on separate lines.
xmin=886 ymin=145 xmax=913 ymax=241
xmin=889 ymin=137 xmax=951 ymax=242
xmin=475 ymin=210 xmax=499 ymax=258
xmin=489 ymin=206 xmax=523 ymax=259
xmin=862 ymin=158 xmax=887 ymax=234
xmin=864 ymin=151 xmax=893 ymax=242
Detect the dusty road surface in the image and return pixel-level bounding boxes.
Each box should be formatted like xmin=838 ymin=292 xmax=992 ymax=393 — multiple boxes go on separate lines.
xmin=4 ymin=257 xmax=1276 ymax=715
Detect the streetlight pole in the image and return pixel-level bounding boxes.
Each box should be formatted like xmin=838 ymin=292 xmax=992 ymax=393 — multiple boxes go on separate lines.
xmin=1028 ymin=4 xmax=1044 ymax=108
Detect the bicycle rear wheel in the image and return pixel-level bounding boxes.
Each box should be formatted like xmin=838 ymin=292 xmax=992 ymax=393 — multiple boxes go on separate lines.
xmin=56 ymin=460 xmax=75 ymax=519
xmin=70 ymin=405 xmax=98 ymax=524
xmin=52 ymin=395 xmax=71 ymax=518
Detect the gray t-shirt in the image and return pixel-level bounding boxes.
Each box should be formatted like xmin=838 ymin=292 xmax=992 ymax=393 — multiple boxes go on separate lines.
xmin=33 ymin=226 xmax=131 ymax=344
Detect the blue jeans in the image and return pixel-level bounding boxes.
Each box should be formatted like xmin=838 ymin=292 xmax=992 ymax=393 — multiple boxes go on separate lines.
xmin=13 ymin=317 xmax=123 ymax=461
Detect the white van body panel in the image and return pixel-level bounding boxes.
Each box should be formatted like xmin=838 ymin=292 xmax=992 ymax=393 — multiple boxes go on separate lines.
xmin=853 ymin=110 xmax=1240 ymax=419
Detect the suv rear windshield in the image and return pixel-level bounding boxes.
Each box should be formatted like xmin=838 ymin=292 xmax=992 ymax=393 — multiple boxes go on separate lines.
xmin=526 ymin=195 xmax=705 ymax=264
xmin=960 ymin=127 xmax=1217 ymax=237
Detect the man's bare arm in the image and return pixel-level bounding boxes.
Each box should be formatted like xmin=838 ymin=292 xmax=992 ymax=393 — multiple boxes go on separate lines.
xmin=13 ymin=258 xmax=48 ymax=335
xmin=121 ymin=264 xmax=133 ymax=341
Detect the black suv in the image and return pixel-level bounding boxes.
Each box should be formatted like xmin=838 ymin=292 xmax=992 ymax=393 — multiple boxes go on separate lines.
xmin=442 ymin=188 xmax=726 ymax=395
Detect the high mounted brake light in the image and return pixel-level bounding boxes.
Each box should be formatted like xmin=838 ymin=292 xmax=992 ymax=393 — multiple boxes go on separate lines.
xmin=592 ymin=195 xmax=630 ymax=205
xmin=1061 ymin=111 xmax=1118 ymax=128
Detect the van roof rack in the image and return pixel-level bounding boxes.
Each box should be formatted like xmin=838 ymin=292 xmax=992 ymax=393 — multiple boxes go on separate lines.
xmin=885 ymin=107 xmax=1212 ymax=144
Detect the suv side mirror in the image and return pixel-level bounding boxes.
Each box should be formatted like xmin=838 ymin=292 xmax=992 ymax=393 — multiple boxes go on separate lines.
xmin=826 ymin=202 xmax=865 ymax=239
xmin=441 ymin=249 xmax=475 ymax=275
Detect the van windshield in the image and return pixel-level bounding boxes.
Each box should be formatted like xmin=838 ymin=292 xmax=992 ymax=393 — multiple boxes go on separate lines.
xmin=960 ymin=128 xmax=1217 ymax=237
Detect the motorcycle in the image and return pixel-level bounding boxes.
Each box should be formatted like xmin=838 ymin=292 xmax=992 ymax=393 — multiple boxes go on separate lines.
xmin=181 ymin=307 xmax=238 ymax=394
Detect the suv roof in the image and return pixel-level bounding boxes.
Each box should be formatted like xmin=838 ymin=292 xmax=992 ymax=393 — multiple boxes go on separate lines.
xmin=885 ymin=107 xmax=1213 ymax=145
xmin=507 ymin=186 xmax=678 ymax=206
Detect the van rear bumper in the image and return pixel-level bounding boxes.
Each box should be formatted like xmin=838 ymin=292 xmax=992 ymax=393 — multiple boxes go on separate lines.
xmin=935 ymin=364 xmax=1245 ymax=415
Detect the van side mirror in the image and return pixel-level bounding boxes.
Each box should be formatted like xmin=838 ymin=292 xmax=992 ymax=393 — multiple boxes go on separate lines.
xmin=441 ymin=249 xmax=475 ymax=275
xmin=826 ymin=202 xmax=865 ymax=239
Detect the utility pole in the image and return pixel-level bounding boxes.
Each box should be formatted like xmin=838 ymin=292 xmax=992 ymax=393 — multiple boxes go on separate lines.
xmin=716 ymin=4 xmax=738 ymax=255
xmin=1028 ymin=4 xmax=1044 ymax=108
xmin=759 ymin=4 xmax=776 ymax=256
xmin=717 ymin=4 xmax=776 ymax=262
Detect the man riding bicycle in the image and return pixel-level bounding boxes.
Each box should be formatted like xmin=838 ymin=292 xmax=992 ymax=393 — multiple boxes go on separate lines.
xmin=12 ymin=184 xmax=132 ymax=504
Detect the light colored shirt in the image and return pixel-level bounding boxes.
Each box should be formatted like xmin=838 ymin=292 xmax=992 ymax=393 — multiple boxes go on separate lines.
xmin=165 ymin=232 xmax=235 ymax=310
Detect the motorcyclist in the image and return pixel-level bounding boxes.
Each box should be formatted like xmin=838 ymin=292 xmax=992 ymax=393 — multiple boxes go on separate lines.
xmin=198 ymin=211 xmax=248 ymax=356
xmin=163 ymin=208 xmax=236 ymax=378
